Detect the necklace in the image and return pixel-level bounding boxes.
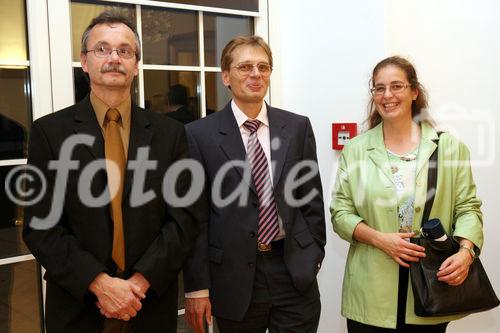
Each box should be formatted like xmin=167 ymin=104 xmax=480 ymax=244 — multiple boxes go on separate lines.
xmin=387 ymin=149 xmax=417 ymax=161
xmin=387 ymin=149 xmax=418 ymax=174
xmin=399 ymin=153 xmax=417 ymax=162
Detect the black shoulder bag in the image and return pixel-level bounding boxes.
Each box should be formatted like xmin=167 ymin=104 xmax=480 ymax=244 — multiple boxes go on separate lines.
xmin=409 ymin=133 xmax=499 ymax=317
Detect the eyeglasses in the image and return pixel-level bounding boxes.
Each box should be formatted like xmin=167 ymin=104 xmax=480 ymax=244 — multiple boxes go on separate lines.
xmin=86 ymin=46 xmax=136 ymax=59
xmin=232 ymin=62 xmax=272 ymax=76
xmin=370 ymin=83 xmax=411 ymax=96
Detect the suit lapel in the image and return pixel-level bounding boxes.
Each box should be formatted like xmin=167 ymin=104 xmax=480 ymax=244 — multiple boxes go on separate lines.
xmin=123 ymin=105 xmax=153 ymax=199
xmin=267 ymin=106 xmax=290 ymax=187
xmin=73 ymin=95 xmax=105 ymax=160
xmin=415 ymin=123 xmax=438 ymax=180
xmin=217 ymin=103 xmax=255 ymax=194
xmin=367 ymin=123 xmax=395 ymax=185
xmin=413 ymin=123 xmax=439 ymax=229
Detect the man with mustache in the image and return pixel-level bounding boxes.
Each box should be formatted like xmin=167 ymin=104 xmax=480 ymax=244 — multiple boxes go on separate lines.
xmin=23 ymin=11 xmax=200 ymax=333
xmin=183 ymin=36 xmax=326 ymax=333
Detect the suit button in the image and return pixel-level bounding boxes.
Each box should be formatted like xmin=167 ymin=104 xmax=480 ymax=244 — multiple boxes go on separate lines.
xmin=252 ymin=201 xmax=258 ymax=208
xmin=415 ymin=207 xmax=421 ymax=213
xmin=249 ymin=231 xmax=255 ymax=238
xmin=248 ymin=263 xmax=254 ymax=268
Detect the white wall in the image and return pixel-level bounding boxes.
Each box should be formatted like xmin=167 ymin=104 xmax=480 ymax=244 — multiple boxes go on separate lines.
xmin=269 ymin=0 xmax=500 ymax=332
xmin=269 ymin=1 xmax=385 ymax=332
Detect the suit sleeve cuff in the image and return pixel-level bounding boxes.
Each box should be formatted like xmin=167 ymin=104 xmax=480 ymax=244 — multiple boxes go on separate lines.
xmin=185 ymin=289 xmax=209 ymax=298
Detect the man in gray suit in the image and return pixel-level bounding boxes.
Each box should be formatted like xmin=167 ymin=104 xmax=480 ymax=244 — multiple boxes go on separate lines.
xmin=183 ymin=35 xmax=326 ymax=333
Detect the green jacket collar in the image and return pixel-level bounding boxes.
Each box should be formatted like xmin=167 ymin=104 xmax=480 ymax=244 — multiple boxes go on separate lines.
xmin=365 ymin=121 xmax=439 ymax=185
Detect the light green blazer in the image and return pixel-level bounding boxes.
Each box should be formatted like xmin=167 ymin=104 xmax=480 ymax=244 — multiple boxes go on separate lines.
xmin=330 ymin=122 xmax=483 ymax=328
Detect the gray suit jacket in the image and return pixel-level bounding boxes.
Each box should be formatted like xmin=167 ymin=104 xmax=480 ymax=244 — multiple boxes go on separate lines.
xmin=183 ymin=102 xmax=326 ymax=321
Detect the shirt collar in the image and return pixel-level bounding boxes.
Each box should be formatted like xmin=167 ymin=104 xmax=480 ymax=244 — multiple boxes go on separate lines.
xmin=90 ymin=91 xmax=131 ymax=128
xmin=231 ymin=99 xmax=269 ymax=129
xmin=367 ymin=121 xmax=438 ymax=150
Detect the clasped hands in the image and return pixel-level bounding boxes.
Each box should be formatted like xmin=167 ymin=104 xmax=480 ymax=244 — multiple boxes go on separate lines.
xmin=377 ymin=232 xmax=473 ymax=286
xmin=89 ymin=272 xmax=150 ymax=321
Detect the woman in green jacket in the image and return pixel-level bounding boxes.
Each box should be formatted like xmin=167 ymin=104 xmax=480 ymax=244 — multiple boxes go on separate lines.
xmin=331 ymin=56 xmax=483 ymax=332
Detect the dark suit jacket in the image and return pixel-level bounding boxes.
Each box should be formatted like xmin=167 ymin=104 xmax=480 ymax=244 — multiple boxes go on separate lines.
xmin=165 ymin=105 xmax=196 ymax=125
xmin=23 ymin=95 xmax=201 ymax=333
xmin=183 ymin=102 xmax=326 ymax=321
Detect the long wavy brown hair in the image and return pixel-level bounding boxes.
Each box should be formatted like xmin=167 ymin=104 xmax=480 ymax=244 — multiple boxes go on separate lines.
xmin=366 ymin=56 xmax=434 ymax=129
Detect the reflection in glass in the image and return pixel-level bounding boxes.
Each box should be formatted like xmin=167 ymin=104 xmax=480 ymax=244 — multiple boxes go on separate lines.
xmin=73 ymin=67 xmax=139 ymax=104
xmin=141 ymin=7 xmax=198 ymax=66
xmin=0 ymin=165 xmax=29 ymax=260
xmin=0 ymin=68 xmax=31 ymax=159
xmin=0 ymin=0 xmax=28 ymax=62
xmin=144 ymin=70 xmax=199 ymax=123
xmin=203 ymin=13 xmax=253 ymax=67
xmin=0 ymin=260 xmax=43 ymax=333
xmin=71 ymin=0 xmax=136 ymax=61
xmin=205 ymin=72 xmax=230 ymax=115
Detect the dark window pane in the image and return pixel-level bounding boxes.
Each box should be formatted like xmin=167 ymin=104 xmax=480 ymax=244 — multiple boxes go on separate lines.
xmin=177 ymin=314 xmax=194 ymax=332
xmin=144 ymin=70 xmax=199 ymax=124
xmin=0 ymin=68 xmax=30 ymax=159
xmin=0 ymin=0 xmax=28 ymax=62
xmin=151 ymin=0 xmax=258 ymax=12
xmin=141 ymin=7 xmax=198 ymax=66
xmin=204 ymin=14 xmax=253 ymax=67
xmin=0 ymin=165 xmax=30 ymax=259
xmin=71 ymin=0 xmax=136 ymax=62
xmin=0 ymin=260 xmax=43 ymax=333
xmin=205 ymin=72 xmax=230 ymax=115
xmin=73 ymin=67 xmax=139 ymax=104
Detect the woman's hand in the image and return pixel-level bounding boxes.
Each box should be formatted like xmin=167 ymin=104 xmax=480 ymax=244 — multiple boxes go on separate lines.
xmin=374 ymin=232 xmax=426 ymax=267
xmin=353 ymin=223 xmax=425 ymax=267
xmin=436 ymin=242 xmax=474 ymax=286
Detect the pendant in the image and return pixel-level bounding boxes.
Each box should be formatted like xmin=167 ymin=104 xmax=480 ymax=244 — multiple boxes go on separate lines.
xmin=399 ymin=225 xmax=412 ymax=233
xmin=391 ymin=165 xmax=398 ymax=174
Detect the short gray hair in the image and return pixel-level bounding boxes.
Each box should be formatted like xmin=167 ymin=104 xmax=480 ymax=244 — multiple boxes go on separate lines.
xmin=81 ymin=11 xmax=141 ymax=61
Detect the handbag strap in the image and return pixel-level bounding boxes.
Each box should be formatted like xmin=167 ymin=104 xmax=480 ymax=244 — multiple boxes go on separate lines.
xmin=422 ymin=131 xmax=443 ymax=224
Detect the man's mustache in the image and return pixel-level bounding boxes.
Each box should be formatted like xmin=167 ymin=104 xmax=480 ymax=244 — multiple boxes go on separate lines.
xmin=101 ymin=63 xmax=127 ymax=74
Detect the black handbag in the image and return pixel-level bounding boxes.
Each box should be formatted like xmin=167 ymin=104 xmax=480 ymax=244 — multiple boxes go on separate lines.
xmin=409 ymin=133 xmax=500 ymax=317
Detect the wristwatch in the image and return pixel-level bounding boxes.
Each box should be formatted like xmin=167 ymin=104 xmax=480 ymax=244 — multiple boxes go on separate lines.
xmin=459 ymin=244 xmax=476 ymax=260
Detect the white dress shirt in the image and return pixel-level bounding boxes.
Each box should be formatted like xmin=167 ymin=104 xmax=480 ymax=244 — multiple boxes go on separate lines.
xmin=231 ymin=100 xmax=285 ymax=239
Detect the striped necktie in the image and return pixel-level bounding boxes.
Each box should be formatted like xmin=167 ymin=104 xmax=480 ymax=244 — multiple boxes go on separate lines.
xmin=243 ymin=119 xmax=279 ymax=245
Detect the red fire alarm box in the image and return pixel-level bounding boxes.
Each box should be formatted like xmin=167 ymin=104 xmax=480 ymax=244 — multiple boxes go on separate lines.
xmin=332 ymin=123 xmax=357 ymax=150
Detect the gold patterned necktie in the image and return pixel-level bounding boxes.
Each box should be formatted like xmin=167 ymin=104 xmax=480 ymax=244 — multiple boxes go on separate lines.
xmin=105 ymin=108 xmax=126 ymax=271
